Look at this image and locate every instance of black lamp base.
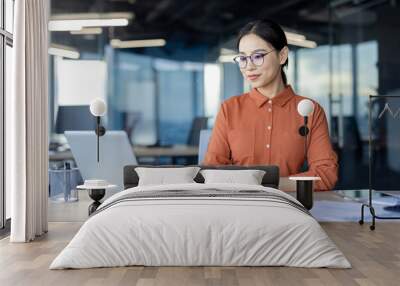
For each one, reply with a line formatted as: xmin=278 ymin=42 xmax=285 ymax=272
xmin=296 ymin=180 xmax=313 ymax=210
xmin=95 ymin=126 xmax=106 ymax=136
xmin=88 ymin=189 xmax=105 ymax=215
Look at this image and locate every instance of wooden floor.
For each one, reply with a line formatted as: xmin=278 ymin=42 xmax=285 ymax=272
xmin=1 ymin=222 xmax=399 ymax=286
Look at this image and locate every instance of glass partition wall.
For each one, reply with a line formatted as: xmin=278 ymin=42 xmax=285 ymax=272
xmin=47 ymin=0 xmax=400 ymax=222
xmin=327 ymin=1 xmax=397 ymax=190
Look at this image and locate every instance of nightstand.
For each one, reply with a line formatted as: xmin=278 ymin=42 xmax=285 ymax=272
xmin=77 ymin=182 xmax=117 ymax=215
xmin=289 ymin=176 xmax=321 ymax=210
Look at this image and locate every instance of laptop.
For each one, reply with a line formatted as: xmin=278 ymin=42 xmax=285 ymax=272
xmin=65 ymin=131 xmax=137 ymax=191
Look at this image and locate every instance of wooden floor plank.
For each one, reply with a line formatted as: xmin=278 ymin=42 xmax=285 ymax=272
xmin=0 ymin=222 xmax=399 ymax=286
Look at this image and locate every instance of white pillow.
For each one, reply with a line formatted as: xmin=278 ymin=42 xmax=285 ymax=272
xmin=200 ymin=169 xmax=266 ymax=185
xmin=135 ymin=167 xmax=200 ymax=186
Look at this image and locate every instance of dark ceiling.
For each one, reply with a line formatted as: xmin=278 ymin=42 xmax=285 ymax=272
xmin=50 ymin=0 xmax=393 ymax=61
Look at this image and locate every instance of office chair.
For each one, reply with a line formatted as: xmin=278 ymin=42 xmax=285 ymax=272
xmin=335 ymin=116 xmax=368 ymax=190
xmin=187 ymin=117 xmax=208 ymax=146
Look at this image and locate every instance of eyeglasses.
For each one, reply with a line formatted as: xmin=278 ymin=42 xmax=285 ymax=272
xmin=233 ymin=50 xmax=275 ymax=69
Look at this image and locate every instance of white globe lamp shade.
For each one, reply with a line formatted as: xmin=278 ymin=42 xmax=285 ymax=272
xmin=90 ymin=98 xmax=107 ymax=117
xmin=297 ymin=99 xmax=314 ymax=117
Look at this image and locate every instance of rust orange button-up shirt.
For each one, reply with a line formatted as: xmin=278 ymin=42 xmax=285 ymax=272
xmin=203 ymin=85 xmax=338 ymax=191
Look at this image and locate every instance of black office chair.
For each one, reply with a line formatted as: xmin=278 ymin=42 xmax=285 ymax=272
xmin=186 ymin=117 xmax=208 ymax=146
xmin=331 ymin=116 xmax=363 ymax=153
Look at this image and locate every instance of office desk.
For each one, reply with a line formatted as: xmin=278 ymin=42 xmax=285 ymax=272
xmin=134 ymin=145 xmax=198 ymax=164
xmin=49 ymin=145 xmax=199 ymax=163
xmin=49 ymin=150 xmax=73 ymax=161
xmin=134 ymin=145 xmax=198 ymax=157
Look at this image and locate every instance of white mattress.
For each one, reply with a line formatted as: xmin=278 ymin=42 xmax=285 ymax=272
xmin=50 ymin=183 xmax=351 ymax=269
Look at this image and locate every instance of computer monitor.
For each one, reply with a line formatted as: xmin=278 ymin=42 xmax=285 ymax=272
xmin=187 ymin=117 xmax=209 ymax=146
xmin=54 ymin=105 xmax=96 ymax=134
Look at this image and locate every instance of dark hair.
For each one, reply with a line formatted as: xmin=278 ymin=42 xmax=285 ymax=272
xmin=236 ymin=19 xmax=289 ymax=85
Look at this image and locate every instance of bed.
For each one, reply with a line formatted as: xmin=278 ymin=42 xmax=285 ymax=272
xmin=50 ymin=165 xmax=350 ymax=269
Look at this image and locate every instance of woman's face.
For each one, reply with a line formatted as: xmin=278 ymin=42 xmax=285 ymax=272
xmin=237 ymin=33 xmax=288 ymax=89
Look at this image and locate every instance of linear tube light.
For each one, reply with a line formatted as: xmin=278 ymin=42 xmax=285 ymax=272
xmin=111 ymin=39 xmax=166 ymax=48
xmin=50 ymin=12 xmax=134 ymax=21
xmin=287 ymin=38 xmax=317 ymax=49
xmin=48 ymin=44 xmax=80 ymax=59
xmin=49 ymin=18 xmax=129 ymax=31
xmin=70 ymin=27 xmax=103 ymax=35
xmin=218 ymin=54 xmax=236 ymax=63
xmin=283 ymin=29 xmax=317 ymax=48
xmin=284 ymin=31 xmax=306 ymax=41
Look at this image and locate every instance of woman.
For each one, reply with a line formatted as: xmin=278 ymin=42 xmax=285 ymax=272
xmin=203 ymin=19 xmax=338 ymax=191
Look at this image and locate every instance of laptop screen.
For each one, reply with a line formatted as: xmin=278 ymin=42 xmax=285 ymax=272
xmin=65 ymin=131 xmax=137 ymax=191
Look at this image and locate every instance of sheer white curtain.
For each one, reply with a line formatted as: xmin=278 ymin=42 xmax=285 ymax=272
xmin=9 ymin=0 xmax=49 ymax=242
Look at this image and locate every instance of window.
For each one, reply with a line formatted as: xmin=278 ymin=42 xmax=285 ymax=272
xmin=297 ymin=45 xmax=331 ymax=113
xmin=5 ymin=0 xmax=12 ymax=33
xmin=1 ymin=0 xmax=14 ymax=231
xmin=357 ymin=41 xmax=378 ymax=139
xmin=156 ymin=58 xmax=204 ymax=145
xmin=204 ymin=64 xmax=221 ymax=119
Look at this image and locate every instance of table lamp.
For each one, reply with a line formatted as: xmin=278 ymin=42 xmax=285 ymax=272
xmin=294 ymin=99 xmax=318 ymax=210
xmin=89 ymin=98 xmax=107 ymax=162
xmin=297 ymin=99 xmax=314 ymax=157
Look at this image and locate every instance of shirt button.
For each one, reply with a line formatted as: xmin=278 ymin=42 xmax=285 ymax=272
xmin=268 ymin=100 xmax=272 ymax=104
xmin=267 ymin=126 xmax=271 ymax=130
xmin=268 ymin=108 xmax=272 ymax=112
xmin=266 ymin=144 xmax=270 ymax=148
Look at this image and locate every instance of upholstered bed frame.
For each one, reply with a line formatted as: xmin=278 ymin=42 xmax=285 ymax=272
xmin=51 ymin=164 xmax=350 ymax=269
xmin=123 ymin=165 xmax=280 ymax=189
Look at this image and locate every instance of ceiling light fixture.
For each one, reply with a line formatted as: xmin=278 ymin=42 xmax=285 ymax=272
xmin=284 ymin=31 xmax=306 ymax=42
xmin=218 ymin=54 xmax=236 ymax=63
xmin=48 ymin=44 xmax=80 ymax=59
xmin=283 ymin=29 xmax=317 ymax=49
xmin=287 ymin=38 xmax=317 ymax=49
xmin=50 ymin=12 xmax=134 ymax=21
xmin=111 ymin=39 xmax=166 ymax=48
xmin=70 ymin=27 xmax=103 ymax=35
xmin=49 ymin=18 xmax=129 ymax=32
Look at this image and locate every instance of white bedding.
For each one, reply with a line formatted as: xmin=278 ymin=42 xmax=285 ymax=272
xmin=50 ymin=183 xmax=351 ymax=269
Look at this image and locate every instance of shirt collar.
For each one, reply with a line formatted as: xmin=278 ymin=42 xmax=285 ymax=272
xmin=249 ymin=85 xmax=295 ymax=108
